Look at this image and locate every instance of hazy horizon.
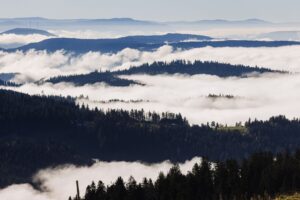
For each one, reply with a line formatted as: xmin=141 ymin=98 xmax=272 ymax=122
xmin=0 ymin=16 xmax=297 ymax=24
xmin=0 ymin=0 xmax=300 ymax=22
xmin=0 ymin=16 xmax=278 ymax=24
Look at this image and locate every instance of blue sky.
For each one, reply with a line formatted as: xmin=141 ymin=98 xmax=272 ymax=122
xmin=1 ymin=0 xmax=299 ymax=22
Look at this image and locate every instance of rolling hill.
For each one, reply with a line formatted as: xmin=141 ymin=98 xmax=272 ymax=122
xmin=40 ymin=60 xmax=283 ymax=86
xmin=114 ymin=60 xmax=283 ymax=77
xmin=1 ymin=28 xmax=56 ymax=36
xmin=11 ymin=36 xmax=300 ymax=53
xmin=118 ymin=33 xmax=212 ymax=43
xmin=171 ymin=18 xmax=272 ymax=26
xmin=0 ymin=17 xmax=275 ymax=28
xmin=9 ymin=33 xmax=212 ymax=53
xmin=0 ymin=17 xmax=159 ymax=27
xmin=43 ymin=71 xmax=141 ymax=87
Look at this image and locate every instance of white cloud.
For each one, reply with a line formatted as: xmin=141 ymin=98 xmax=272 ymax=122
xmin=0 ymin=45 xmax=300 ymax=125
xmin=2 ymin=72 xmax=300 ymax=126
xmin=50 ymin=30 xmax=123 ymax=39
xmin=0 ymin=158 xmax=201 ymax=200
xmin=0 ymin=34 xmax=52 ymax=49
xmin=1 ymin=29 xmax=300 ymax=200
xmin=0 ymin=184 xmax=53 ymax=200
xmin=1 ymin=45 xmax=300 ymax=83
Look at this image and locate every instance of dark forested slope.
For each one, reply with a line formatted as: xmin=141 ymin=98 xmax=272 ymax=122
xmin=0 ymin=79 xmax=20 ymax=87
xmin=114 ymin=60 xmax=281 ymax=77
xmin=12 ymin=37 xmax=300 ymax=53
xmin=43 ymin=60 xmax=282 ymax=86
xmin=1 ymin=89 xmax=300 ymax=187
xmin=44 ymin=71 xmax=140 ymax=86
xmin=11 ymin=33 xmax=212 ymax=53
xmin=77 ymin=151 xmax=300 ymax=200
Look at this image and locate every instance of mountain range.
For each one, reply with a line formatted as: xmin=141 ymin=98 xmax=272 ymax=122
xmin=0 ymin=17 xmax=158 ymax=28
xmin=7 ymin=33 xmax=212 ymax=53
xmin=169 ymin=18 xmax=272 ymax=26
xmin=11 ymin=37 xmax=300 ymax=53
xmin=0 ymin=17 xmax=290 ymax=28
xmin=0 ymin=29 xmax=299 ymax=53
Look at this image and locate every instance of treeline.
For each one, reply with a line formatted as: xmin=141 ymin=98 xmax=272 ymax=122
xmin=115 ymin=60 xmax=282 ymax=77
xmin=15 ymin=38 xmax=300 ymax=54
xmin=73 ymin=151 xmax=300 ymax=200
xmin=1 ymin=89 xmax=300 ymax=187
xmin=42 ymin=60 xmax=283 ymax=86
xmin=44 ymin=71 xmax=140 ymax=87
xmin=207 ymin=94 xmax=235 ymax=99
xmin=0 ymin=79 xmax=20 ymax=87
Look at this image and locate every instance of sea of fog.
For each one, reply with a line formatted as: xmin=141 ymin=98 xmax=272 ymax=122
xmin=1 ymin=27 xmax=300 ymax=200
xmin=1 ymin=45 xmax=300 ymax=125
xmin=0 ymin=158 xmax=201 ymax=200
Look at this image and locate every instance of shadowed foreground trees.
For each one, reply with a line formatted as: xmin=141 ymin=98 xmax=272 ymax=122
xmin=74 ymin=151 xmax=300 ymax=200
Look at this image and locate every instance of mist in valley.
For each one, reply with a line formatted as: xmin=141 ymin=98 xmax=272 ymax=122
xmin=1 ymin=18 xmax=300 ymax=200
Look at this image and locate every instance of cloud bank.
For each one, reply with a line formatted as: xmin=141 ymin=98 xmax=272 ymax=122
xmin=1 ymin=45 xmax=300 ymax=83
xmin=2 ymin=72 xmax=299 ymax=125
xmin=0 ymin=158 xmax=201 ymax=200
xmin=0 ymin=34 xmax=51 ymax=49
xmin=0 ymin=45 xmax=299 ymax=125
xmin=1 ymin=30 xmax=300 ymax=200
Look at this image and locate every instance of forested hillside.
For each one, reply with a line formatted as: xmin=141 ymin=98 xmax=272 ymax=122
xmin=44 ymin=71 xmax=140 ymax=86
xmin=0 ymin=28 xmax=56 ymax=36
xmin=1 ymin=89 xmax=300 ymax=187
xmin=0 ymin=79 xmax=20 ymax=87
xmin=115 ymin=60 xmax=281 ymax=77
xmin=43 ymin=60 xmax=282 ymax=86
xmin=13 ymin=38 xmax=300 ymax=53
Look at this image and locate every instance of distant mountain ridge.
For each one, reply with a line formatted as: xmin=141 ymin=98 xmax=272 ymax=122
xmin=170 ymin=18 xmax=272 ymax=26
xmin=197 ymin=18 xmax=270 ymax=25
xmin=1 ymin=28 xmax=56 ymax=36
xmin=0 ymin=17 xmax=159 ymax=27
xmin=0 ymin=17 xmax=293 ymax=28
xmin=117 ymin=33 xmax=212 ymax=43
xmin=8 ymin=33 xmax=213 ymax=53
xmin=10 ymin=37 xmax=300 ymax=54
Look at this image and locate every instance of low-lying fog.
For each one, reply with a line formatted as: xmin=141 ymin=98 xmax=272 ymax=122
xmin=1 ymin=25 xmax=300 ymax=49
xmin=0 ymin=45 xmax=300 ymax=125
xmin=2 ymin=72 xmax=299 ymax=125
xmin=0 ymin=158 xmax=201 ymax=200
xmin=1 ymin=32 xmax=300 ymax=200
xmin=1 ymin=45 xmax=300 ymax=83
